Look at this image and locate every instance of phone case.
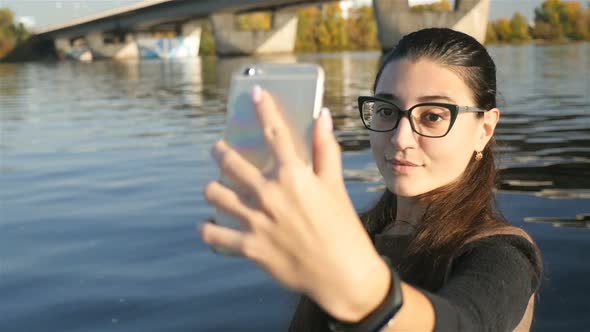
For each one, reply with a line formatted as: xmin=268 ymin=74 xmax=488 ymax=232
xmin=213 ymin=63 xmax=325 ymax=256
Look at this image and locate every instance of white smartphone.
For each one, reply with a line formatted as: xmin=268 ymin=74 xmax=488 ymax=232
xmin=212 ymin=63 xmax=325 ymax=256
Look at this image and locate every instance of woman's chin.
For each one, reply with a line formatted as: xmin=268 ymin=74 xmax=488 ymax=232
xmin=388 ymin=182 xmax=427 ymax=197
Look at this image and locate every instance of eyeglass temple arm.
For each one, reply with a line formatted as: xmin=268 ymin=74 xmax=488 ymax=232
xmin=458 ymin=106 xmax=488 ymax=113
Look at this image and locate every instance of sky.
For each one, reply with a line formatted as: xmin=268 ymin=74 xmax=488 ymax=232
xmin=0 ymin=0 xmax=547 ymax=31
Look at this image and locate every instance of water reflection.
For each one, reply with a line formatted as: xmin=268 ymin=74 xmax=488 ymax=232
xmin=2 ymin=47 xmax=588 ymax=195
xmin=525 ymin=213 xmax=590 ymax=228
xmin=492 ymin=44 xmax=590 ymax=199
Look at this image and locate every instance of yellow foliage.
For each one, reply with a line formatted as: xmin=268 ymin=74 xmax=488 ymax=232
xmin=235 ymin=11 xmax=272 ymax=31
xmin=410 ymin=0 xmax=453 ymax=13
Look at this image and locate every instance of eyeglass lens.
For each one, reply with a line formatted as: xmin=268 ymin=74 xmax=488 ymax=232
xmin=361 ymin=100 xmax=452 ymax=137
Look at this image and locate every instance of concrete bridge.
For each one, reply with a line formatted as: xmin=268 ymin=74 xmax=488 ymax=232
xmin=27 ymin=0 xmax=489 ymax=60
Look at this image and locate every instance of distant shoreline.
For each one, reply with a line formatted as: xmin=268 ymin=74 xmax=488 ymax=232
xmin=486 ymin=39 xmax=589 ymax=46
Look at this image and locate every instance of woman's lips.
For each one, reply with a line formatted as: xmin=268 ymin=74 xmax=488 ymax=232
xmin=389 ymin=159 xmax=420 ymax=174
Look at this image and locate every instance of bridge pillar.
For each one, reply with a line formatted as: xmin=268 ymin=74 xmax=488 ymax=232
xmin=54 ymin=38 xmax=72 ymax=56
xmin=135 ymin=19 xmax=202 ymax=59
xmin=211 ymin=7 xmax=298 ymax=56
xmin=179 ymin=19 xmax=202 ymax=57
xmin=373 ymin=0 xmax=490 ymax=52
xmin=54 ymin=36 xmax=93 ymax=61
xmin=86 ymin=32 xmax=139 ymax=60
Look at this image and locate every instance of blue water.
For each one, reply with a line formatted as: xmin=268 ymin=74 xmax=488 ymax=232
xmin=1 ymin=44 xmax=589 ymax=331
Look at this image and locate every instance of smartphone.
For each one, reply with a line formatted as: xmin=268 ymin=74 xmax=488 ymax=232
xmin=212 ymin=63 xmax=325 ymax=256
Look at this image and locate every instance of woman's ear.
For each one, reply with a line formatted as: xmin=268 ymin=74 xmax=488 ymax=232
xmin=476 ymin=107 xmax=500 ymax=151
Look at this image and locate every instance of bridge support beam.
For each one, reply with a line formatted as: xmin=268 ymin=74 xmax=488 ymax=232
xmin=54 ymin=38 xmax=72 ymax=57
xmin=211 ymin=8 xmax=298 ymax=56
xmin=87 ymin=32 xmax=139 ymax=60
xmin=373 ymin=0 xmax=490 ymax=52
xmin=135 ymin=19 xmax=202 ymax=59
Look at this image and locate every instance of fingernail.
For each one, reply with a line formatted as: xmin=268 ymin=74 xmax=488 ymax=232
xmin=321 ymin=107 xmax=333 ymax=131
xmin=198 ymin=220 xmax=212 ymax=234
xmin=197 ymin=222 xmax=205 ymax=234
xmin=252 ymin=85 xmax=262 ymax=104
xmin=210 ymin=143 xmax=219 ymax=160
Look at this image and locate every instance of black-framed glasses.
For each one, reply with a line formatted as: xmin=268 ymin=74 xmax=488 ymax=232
xmin=358 ymin=96 xmax=489 ymax=138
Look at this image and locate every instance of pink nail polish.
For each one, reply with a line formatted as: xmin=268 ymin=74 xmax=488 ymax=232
xmin=321 ymin=107 xmax=333 ymax=131
xmin=252 ymin=85 xmax=262 ymax=103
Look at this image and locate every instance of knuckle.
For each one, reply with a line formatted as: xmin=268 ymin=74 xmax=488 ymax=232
xmin=256 ymin=182 xmax=278 ymax=209
xmin=203 ymin=181 xmax=220 ymax=201
xmin=219 ymin=150 xmax=235 ymax=173
xmin=240 ymin=236 xmax=259 ymax=259
xmin=250 ymin=210 xmax=270 ymax=231
xmin=276 ymin=165 xmax=295 ymax=182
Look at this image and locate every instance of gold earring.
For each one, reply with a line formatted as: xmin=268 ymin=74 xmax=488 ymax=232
xmin=475 ymin=151 xmax=483 ymax=161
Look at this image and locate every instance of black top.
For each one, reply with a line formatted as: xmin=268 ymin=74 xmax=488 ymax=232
xmin=373 ymin=232 xmax=542 ymax=332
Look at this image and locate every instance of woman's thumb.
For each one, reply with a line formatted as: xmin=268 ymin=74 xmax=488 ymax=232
xmin=313 ymin=107 xmax=343 ymax=186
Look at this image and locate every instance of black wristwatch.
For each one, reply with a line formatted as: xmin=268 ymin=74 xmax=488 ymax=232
xmin=328 ymin=257 xmax=404 ymax=332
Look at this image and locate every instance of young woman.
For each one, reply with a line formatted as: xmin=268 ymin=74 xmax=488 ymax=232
xmin=201 ymin=28 xmax=543 ymax=332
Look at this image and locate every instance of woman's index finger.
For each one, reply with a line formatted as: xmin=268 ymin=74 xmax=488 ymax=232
xmin=252 ymin=86 xmax=299 ymax=165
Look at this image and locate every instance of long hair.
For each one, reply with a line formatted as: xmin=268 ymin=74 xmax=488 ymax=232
xmin=289 ymin=28 xmax=540 ymax=332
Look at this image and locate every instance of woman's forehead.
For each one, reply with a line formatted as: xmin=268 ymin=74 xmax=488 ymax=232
xmin=375 ymin=58 xmax=472 ymax=103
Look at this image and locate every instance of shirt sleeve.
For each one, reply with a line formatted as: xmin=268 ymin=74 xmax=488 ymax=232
xmin=419 ymin=235 xmax=542 ymax=332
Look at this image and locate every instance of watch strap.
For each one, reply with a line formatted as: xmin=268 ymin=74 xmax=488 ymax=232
xmin=328 ymin=256 xmax=403 ymax=332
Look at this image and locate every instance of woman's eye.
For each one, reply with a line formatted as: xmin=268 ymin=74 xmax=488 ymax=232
xmin=377 ymin=108 xmax=394 ymax=117
xmin=424 ymin=112 xmax=443 ymax=122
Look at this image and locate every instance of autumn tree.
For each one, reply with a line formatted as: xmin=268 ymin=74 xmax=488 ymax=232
xmin=0 ymin=8 xmax=30 ymax=60
xmin=295 ymin=6 xmax=321 ymax=52
xmin=410 ymin=0 xmax=453 ymax=13
xmin=347 ymin=5 xmax=380 ymax=50
xmin=532 ymin=0 xmax=590 ymax=41
xmin=510 ymin=12 xmax=531 ymax=41
xmin=485 ymin=22 xmax=498 ymax=44
xmin=235 ymin=11 xmax=272 ymax=31
xmin=317 ymin=3 xmax=348 ymax=51
xmin=199 ymin=20 xmax=216 ymax=55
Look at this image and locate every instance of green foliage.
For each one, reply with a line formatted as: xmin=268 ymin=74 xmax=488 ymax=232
xmin=296 ymin=4 xmax=349 ymax=52
xmin=531 ymin=0 xmax=590 ymax=41
xmin=493 ymin=18 xmax=514 ymax=42
xmin=347 ymin=6 xmax=379 ymax=50
xmin=235 ymin=11 xmax=272 ymax=31
xmin=199 ymin=20 xmax=216 ymax=56
xmin=485 ymin=22 xmax=498 ymax=44
xmin=295 ymin=4 xmax=379 ymax=53
xmin=318 ymin=3 xmax=348 ymax=51
xmin=0 ymin=8 xmax=16 ymax=58
xmin=0 ymin=8 xmax=30 ymax=59
xmin=510 ymin=12 xmax=531 ymax=41
xmin=487 ymin=1 xmax=590 ymax=44
xmin=295 ymin=6 xmax=321 ymax=52
xmin=410 ymin=0 xmax=453 ymax=13
xmin=488 ymin=13 xmax=532 ymax=43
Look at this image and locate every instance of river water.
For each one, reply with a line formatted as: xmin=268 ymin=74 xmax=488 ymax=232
xmin=1 ymin=44 xmax=589 ymax=331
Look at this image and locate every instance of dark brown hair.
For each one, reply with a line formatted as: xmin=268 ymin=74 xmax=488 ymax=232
xmin=288 ymin=28 xmax=541 ymax=332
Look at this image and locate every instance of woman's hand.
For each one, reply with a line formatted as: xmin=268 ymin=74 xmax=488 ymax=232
xmin=200 ymin=86 xmax=390 ymax=322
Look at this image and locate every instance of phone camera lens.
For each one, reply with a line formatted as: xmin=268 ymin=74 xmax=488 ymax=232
xmin=244 ymin=67 xmax=257 ymax=76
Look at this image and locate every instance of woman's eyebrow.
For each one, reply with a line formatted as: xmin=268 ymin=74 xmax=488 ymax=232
xmin=374 ymin=93 xmax=457 ymax=104
xmin=417 ymin=95 xmax=457 ymax=103
xmin=375 ymin=92 xmax=397 ymax=100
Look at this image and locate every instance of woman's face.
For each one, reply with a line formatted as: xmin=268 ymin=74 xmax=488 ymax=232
xmin=371 ymin=58 xmax=498 ymax=197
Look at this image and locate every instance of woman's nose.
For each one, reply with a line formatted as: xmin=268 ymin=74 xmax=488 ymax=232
xmin=390 ymin=117 xmax=417 ymax=150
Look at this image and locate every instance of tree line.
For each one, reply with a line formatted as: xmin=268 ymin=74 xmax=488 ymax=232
xmin=203 ymin=0 xmax=590 ymax=54
xmin=0 ymin=8 xmax=30 ymax=59
xmin=199 ymin=3 xmax=380 ymax=55
xmin=486 ymin=0 xmax=590 ymax=43
xmin=2 ymin=1 xmax=589 ymax=60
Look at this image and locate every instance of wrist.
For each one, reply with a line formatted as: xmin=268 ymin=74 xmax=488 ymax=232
xmin=326 ymin=256 xmax=392 ymax=323
xmin=328 ymin=257 xmax=404 ymax=332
